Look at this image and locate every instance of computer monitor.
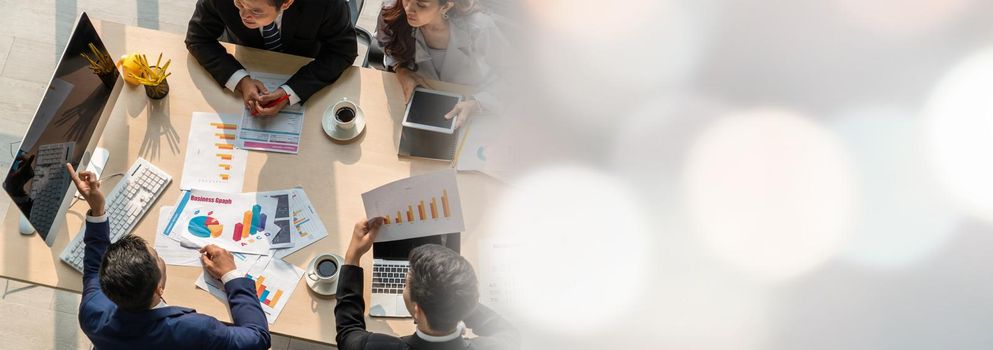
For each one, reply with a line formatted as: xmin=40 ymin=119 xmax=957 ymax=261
xmin=2 ymin=12 xmax=122 ymax=246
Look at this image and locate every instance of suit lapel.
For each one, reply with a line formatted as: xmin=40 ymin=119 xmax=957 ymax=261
xmin=438 ymin=20 xmax=473 ymax=82
xmin=278 ymin=5 xmax=302 ymax=50
xmin=413 ymin=29 xmax=441 ymax=80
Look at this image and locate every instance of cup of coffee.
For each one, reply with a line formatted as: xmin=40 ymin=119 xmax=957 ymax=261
xmin=331 ymin=98 xmax=359 ymax=130
xmin=307 ymin=253 xmax=343 ymax=284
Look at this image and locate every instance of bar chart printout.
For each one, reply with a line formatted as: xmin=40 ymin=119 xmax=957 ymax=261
xmin=181 ymin=112 xmax=248 ymax=192
xmin=194 ymin=255 xmax=302 ymax=324
xmin=362 ymin=169 xmax=465 ymax=242
xmin=165 ymin=189 xmax=276 ymax=255
xmin=244 ymin=256 xmax=305 ymax=324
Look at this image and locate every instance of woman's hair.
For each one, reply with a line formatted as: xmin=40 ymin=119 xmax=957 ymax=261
xmin=378 ymin=0 xmax=478 ymax=70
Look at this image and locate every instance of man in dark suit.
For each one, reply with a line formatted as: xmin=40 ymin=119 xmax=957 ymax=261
xmin=66 ymin=164 xmax=271 ymax=350
xmin=186 ymin=0 xmax=357 ymax=116
xmin=335 ymin=218 xmax=521 ymax=350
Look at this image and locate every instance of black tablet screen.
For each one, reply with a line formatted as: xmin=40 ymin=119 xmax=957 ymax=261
xmin=407 ymin=90 xmax=460 ymax=129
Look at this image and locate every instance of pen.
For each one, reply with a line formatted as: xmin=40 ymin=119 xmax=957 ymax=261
xmin=262 ymin=94 xmax=289 ymax=109
xmin=252 ymin=94 xmax=290 ymax=116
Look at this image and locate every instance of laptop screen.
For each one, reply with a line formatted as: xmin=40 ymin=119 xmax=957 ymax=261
xmin=373 ymin=233 xmax=461 ymax=261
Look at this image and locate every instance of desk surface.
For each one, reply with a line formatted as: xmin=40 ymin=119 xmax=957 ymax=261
xmin=0 ymin=21 xmax=502 ymax=344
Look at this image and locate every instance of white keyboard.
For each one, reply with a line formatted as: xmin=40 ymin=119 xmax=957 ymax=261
xmin=60 ymin=158 xmax=171 ymax=273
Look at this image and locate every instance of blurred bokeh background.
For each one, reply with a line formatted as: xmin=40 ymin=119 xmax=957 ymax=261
xmin=481 ymin=0 xmax=993 ymax=349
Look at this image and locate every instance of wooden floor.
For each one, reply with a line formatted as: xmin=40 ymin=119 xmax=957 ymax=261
xmin=0 ymin=0 xmax=384 ymax=348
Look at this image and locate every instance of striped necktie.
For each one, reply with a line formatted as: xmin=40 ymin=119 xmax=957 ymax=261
xmin=262 ymin=22 xmax=283 ymax=52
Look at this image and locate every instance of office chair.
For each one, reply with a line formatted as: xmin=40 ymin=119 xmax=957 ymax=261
xmin=347 ymin=0 xmax=389 ymax=71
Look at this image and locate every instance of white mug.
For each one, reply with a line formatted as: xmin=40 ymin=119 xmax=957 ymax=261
xmin=307 ymin=253 xmax=343 ymax=284
xmin=330 ymin=98 xmax=359 ymax=130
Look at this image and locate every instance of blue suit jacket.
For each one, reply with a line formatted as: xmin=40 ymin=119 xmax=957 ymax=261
xmin=78 ymin=218 xmax=271 ymax=350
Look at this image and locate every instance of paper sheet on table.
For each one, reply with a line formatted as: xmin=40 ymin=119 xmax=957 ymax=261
xmin=246 ymin=256 xmax=304 ymax=324
xmin=195 ymin=253 xmax=261 ymax=304
xmin=452 ymin=115 xmax=514 ymax=181
xmin=180 ymin=113 xmax=248 ymax=193
xmin=362 ymin=169 xmax=465 ymax=242
xmin=478 ymin=237 xmax=526 ymax=314
xmin=197 ymin=256 xmax=304 ymax=324
xmin=271 ymin=188 xmax=330 ymax=259
xmin=236 ymin=72 xmax=305 ymax=154
xmin=163 ymin=190 xmax=280 ymax=255
xmin=154 ymin=206 xmax=202 ymax=267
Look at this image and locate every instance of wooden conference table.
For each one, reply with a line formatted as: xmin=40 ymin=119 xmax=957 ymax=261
xmin=0 ymin=21 xmax=501 ymax=345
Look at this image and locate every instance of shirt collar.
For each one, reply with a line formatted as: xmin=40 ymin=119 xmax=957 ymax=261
xmin=152 ymin=299 xmax=168 ymax=309
xmin=415 ymin=322 xmax=465 ymax=343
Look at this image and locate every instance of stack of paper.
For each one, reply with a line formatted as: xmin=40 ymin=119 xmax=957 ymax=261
xmin=153 ymin=187 xmax=329 ymax=324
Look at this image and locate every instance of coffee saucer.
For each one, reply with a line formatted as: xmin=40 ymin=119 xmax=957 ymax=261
xmin=323 ymin=102 xmax=366 ymax=143
xmin=305 ymin=253 xmax=342 ymax=297
xmin=306 ymin=272 xmax=338 ymax=297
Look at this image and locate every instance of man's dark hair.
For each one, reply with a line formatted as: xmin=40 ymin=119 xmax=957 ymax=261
xmin=268 ymin=0 xmax=286 ymax=9
xmin=99 ymin=235 xmax=161 ymax=312
xmin=408 ymin=244 xmax=479 ymax=331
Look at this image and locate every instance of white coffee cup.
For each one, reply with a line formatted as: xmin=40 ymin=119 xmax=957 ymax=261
xmin=331 ymin=98 xmax=359 ymax=130
xmin=307 ymin=253 xmax=343 ymax=284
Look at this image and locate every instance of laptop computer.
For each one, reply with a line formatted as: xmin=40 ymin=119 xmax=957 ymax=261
xmin=369 ymin=233 xmax=461 ymax=317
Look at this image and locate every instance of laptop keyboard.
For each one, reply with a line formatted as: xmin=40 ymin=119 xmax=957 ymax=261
xmin=372 ymin=263 xmax=409 ymax=294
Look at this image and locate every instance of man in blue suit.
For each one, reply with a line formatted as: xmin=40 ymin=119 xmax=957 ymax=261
xmin=66 ymin=163 xmax=271 ymax=350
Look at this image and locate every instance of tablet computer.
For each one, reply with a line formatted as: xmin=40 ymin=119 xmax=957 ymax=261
xmin=402 ymin=87 xmax=463 ymax=134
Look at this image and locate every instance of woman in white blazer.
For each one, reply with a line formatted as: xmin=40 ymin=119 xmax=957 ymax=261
xmin=377 ymin=0 xmax=512 ymax=128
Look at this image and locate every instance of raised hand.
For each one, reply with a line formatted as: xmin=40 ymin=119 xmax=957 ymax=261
xmin=66 ymin=163 xmax=105 ymax=216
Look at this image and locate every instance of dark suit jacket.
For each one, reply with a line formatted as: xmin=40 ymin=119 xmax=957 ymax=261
xmin=334 ymin=265 xmax=521 ymax=350
xmin=186 ymin=0 xmax=358 ymax=103
xmin=78 ymin=219 xmax=271 ymax=350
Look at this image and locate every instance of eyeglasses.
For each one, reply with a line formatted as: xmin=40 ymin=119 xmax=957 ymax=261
xmin=233 ymin=0 xmax=266 ymax=17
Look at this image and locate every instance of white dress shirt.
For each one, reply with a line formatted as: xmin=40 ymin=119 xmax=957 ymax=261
xmin=224 ymin=12 xmax=302 ymax=106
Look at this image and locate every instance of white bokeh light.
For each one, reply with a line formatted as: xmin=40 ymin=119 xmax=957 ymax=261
xmin=832 ymin=0 xmax=975 ymax=37
xmin=831 ymin=109 xmax=958 ymax=269
xmin=487 ymin=166 xmax=651 ymax=334
xmin=528 ymin=0 xmax=706 ymax=124
xmin=684 ymin=109 xmax=857 ymax=280
xmin=923 ymin=48 xmax=993 ymax=224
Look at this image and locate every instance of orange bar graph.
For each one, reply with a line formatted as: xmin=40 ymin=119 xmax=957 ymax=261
xmin=215 ymin=143 xmax=234 ymax=150
xmin=218 ymin=164 xmax=231 ymax=170
xmin=241 ymin=210 xmax=253 ymax=239
xmin=269 ymin=290 xmax=283 ymax=306
xmin=442 ymin=190 xmax=451 ymax=217
xmin=407 ymin=206 xmax=414 ymax=222
xmin=430 ymin=198 xmax=438 ymax=219
xmin=220 ymin=174 xmax=230 ymax=180
xmin=255 ymin=276 xmax=266 ymax=296
xmin=418 ymin=201 xmax=426 ymax=220
xmin=211 ymin=122 xmax=238 ymax=130
xmin=217 ymin=153 xmax=233 ymax=160
xmin=396 ymin=211 xmax=403 ymax=224
xmin=215 ymin=133 xmax=236 ymax=140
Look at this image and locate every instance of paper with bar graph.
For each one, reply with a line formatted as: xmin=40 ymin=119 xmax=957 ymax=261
xmin=195 ymin=252 xmax=261 ymax=301
xmin=164 ymin=189 xmax=278 ymax=255
xmin=244 ymin=256 xmax=305 ymax=324
xmin=180 ymin=112 xmax=248 ymax=192
xmin=195 ymin=255 xmax=304 ymax=324
xmin=362 ymin=169 xmax=465 ymax=242
xmin=272 ymin=188 xmax=330 ymax=259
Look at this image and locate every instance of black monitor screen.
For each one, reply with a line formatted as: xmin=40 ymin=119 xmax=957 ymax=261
xmin=2 ymin=13 xmax=118 ymax=241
